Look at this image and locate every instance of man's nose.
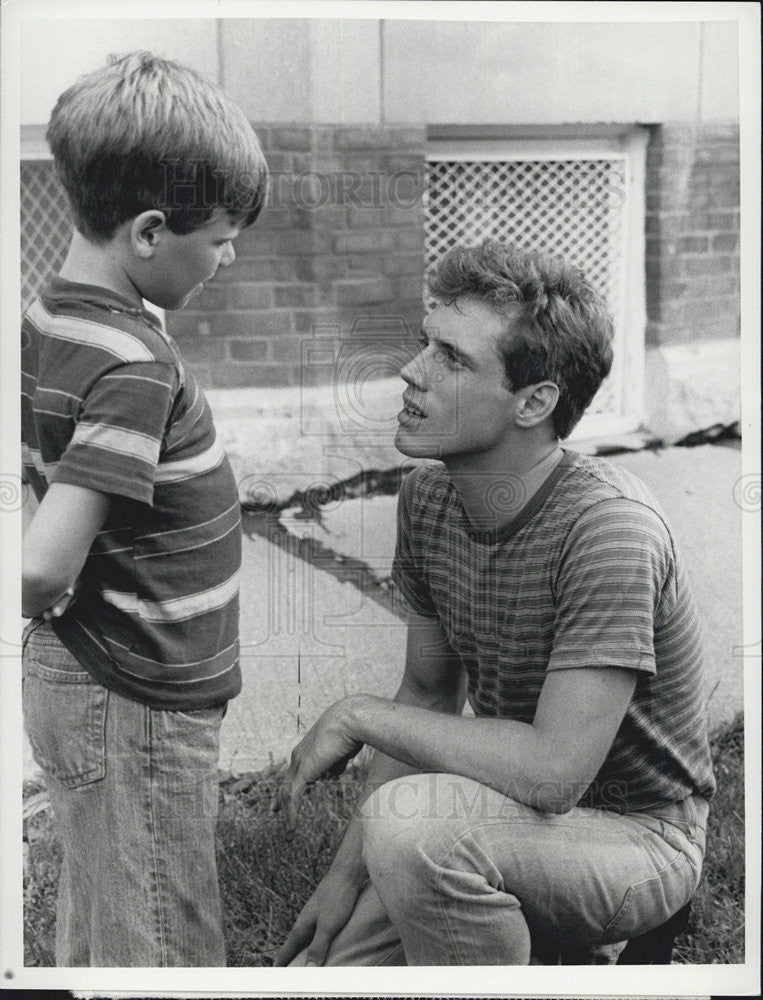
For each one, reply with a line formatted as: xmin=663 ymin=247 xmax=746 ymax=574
xmin=400 ymin=349 xmax=428 ymax=389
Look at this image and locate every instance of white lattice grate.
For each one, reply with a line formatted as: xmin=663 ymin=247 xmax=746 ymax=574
xmin=424 ymin=158 xmax=627 ymax=418
xmin=20 ymin=161 xmax=72 ymax=313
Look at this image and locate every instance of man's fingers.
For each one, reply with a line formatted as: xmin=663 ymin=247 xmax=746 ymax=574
xmin=286 ymin=776 xmax=307 ymax=831
xmin=305 ymin=928 xmax=334 ymax=968
xmin=272 ymin=772 xmax=305 ymax=829
xmin=275 ymin=913 xmax=315 ymax=966
xmin=270 ymin=780 xmax=286 ymax=814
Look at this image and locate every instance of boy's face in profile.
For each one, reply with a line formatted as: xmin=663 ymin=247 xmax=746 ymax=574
xmin=139 ymin=210 xmax=241 ymax=310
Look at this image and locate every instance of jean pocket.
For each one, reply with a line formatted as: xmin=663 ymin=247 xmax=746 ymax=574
xmin=21 ymin=618 xmax=44 ymax=651
xmin=602 ymin=848 xmax=698 ymax=944
xmin=23 ymin=656 xmax=108 ymax=788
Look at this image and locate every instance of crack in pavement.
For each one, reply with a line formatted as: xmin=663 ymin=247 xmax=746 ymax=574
xmin=241 ymin=507 xmax=406 ymax=620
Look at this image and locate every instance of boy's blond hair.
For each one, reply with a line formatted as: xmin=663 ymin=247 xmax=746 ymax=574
xmin=47 ymin=51 xmax=269 ymax=241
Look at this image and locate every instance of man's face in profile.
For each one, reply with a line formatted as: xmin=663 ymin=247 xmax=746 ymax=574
xmin=394 ymin=296 xmax=518 ymax=464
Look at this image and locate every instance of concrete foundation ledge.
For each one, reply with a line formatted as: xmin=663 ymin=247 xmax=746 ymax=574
xmin=206 ymin=377 xmax=418 ymax=507
xmin=643 ymin=338 xmax=740 ymax=444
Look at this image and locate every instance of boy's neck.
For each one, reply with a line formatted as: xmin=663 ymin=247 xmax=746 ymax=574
xmin=58 ymin=229 xmax=144 ymax=307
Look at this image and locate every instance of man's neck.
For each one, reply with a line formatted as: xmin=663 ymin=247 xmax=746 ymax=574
xmin=445 ymin=439 xmax=563 ymax=530
xmin=58 ymin=229 xmax=143 ymax=307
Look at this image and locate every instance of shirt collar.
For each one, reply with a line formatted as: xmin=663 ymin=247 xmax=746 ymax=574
xmin=43 ymin=275 xmax=164 ymax=334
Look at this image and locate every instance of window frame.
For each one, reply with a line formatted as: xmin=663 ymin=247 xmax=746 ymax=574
xmin=424 ymin=127 xmax=648 ymax=443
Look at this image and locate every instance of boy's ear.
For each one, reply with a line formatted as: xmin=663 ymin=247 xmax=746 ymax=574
xmin=131 ymin=211 xmax=168 ymax=259
xmin=514 ymin=381 xmax=559 ymax=429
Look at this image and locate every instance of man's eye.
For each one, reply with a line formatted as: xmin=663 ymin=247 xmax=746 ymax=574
xmin=416 ymin=337 xmax=428 ymax=350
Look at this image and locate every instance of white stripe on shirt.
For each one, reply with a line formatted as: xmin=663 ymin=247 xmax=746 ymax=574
xmin=27 ymin=299 xmax=156 ymax=363
xmin=72 ymin=421 xmax=161 ymax=465
xmin=101 ymin=570 xmax=240 ymax=622
xmin=154 ymin=436 xmax=225 ymax=483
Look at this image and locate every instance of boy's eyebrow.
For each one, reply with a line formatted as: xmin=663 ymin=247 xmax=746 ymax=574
xmin=419 ymin=325 xmax=474 ymax=364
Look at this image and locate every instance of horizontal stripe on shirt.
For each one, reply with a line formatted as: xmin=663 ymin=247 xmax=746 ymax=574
xmin=101 ymin=570 xmax=240 ymax=623
xmin=71 ymin=420 xmax=162 ymax=466
xmin=26 ymin=298 xmax=157 ymax=363
xmin=154 ymin=436 xmax=225 ymax=483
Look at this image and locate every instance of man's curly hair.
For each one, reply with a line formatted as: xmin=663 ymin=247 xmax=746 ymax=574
xmin=429 ymin=240 xmax=614 ymax=439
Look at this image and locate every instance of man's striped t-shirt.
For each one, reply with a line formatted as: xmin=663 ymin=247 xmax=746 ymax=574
xmin=391 ymin=453 xmax=716 ymax=812
xmin=22 ymin=276 xmax=242 ymax=710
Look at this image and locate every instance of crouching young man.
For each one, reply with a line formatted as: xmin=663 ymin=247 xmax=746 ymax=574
xmin=274 ymin=240 xmax=715 ymax=966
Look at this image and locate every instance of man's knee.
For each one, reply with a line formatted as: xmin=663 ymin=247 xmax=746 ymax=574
xmin=360 ymin=772 xmax=495 ymax=878
xmin=360 ymin=773 xmax=435 ymax=877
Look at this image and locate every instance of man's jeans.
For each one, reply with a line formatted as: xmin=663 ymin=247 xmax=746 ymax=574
xmin=291 ymin=772 xmax=708 ymax=966
xmin=22 ymin=620 xmax=227 ymax=967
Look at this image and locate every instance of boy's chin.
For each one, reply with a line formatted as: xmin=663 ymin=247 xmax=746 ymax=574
xmin=161 ymin=292 xmax=196 ymax=311
xmin=146 ymin=285 xmax=203 ymax=311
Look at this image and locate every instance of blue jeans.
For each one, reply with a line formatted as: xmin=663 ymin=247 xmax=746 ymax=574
xmin=292 ymin=772 xmax=707 ymax=966
xmin=22 ymin=620 xmax=227 ymax=966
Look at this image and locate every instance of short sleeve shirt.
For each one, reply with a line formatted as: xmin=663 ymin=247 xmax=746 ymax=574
xmin=391 ymin=453 xmax=716 ymax=811
xmin=22 ymin=277 xmax=242 ymax=710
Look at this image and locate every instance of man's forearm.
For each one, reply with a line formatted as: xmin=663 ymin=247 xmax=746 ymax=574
xmin=347 ymin=695 xmax=573 ymax=812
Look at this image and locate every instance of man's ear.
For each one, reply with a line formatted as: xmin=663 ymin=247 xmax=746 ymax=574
xmin=514 ymin=381 xmax=559 ymax=429
xmin=130 ymin=210 xmax=167 ymax=260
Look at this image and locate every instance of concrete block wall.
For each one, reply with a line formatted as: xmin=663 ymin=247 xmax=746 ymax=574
xmin=166 ymin=124 xmax=427 ymax=389
xmin=645 ymin=123 xmax=740 ymax=347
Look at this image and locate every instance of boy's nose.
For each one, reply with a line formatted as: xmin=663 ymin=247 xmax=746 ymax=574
xmin=221 ymin=243 xmax=236 ymax=267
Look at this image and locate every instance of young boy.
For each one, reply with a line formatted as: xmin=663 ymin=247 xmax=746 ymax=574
xmin=21 ymin=51 xmax=268 ymax=967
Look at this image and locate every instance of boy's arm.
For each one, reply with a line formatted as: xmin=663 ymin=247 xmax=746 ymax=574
xmin=274 ymin=613 xmax=465 ymax=967
xmin=22 ymin=483 xmax=111 ymax=619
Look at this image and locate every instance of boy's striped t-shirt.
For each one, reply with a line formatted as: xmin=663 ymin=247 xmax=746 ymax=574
xmin=21 ymin=276 xmax=242 ymax=710
xmin=392 ymin=454 xmax=716 ymax=812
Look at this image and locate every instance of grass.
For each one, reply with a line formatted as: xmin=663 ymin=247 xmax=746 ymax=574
xmin=23 ymin=715 xmax=745 ymax=967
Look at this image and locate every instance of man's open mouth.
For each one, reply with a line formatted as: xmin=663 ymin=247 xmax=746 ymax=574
xmin=402 ymin=396 xmax=426 ymax=418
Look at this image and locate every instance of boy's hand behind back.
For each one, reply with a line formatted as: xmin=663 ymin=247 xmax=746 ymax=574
xmin=22 ymin=483 xmax=110 ymax=619
xmin=42 ymin=582 xmax=80 ymax=621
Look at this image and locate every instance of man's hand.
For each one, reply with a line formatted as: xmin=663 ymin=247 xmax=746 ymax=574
xmin=273 ymin=697 xmax=365 ymax=831
xmin=274 ymin=867 xmax=365 ymax=967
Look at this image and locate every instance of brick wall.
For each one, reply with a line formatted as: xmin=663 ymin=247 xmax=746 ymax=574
xmin=166 ymin=125 xmax=427 ymax=388
xmin=645 ymin=123 xmax=740 ymax=347
xmin=20 ymin=122 xmax=740 ymax=391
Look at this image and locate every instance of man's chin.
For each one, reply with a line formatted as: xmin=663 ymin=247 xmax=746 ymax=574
xmin=394 ymin=427 xmax=437 ymax=458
